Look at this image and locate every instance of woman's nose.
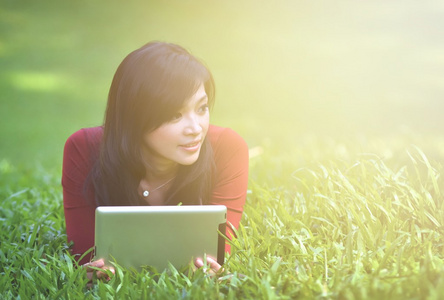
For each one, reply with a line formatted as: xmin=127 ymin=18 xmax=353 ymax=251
xmin=183 ymin=115 xmax=202 ymax=135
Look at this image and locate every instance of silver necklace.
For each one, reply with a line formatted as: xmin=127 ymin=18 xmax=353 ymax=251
xmin=142 ymin=177 xmax=175 ymax=197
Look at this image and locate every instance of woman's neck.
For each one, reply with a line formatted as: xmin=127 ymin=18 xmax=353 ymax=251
xmin=144 ymin=163 xmax=178 ymax=182
xmin=141 ymin=147 xmax=179 ymax=181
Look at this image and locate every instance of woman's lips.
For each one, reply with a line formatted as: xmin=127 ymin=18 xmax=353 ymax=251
xmin=180 ymin=140 xmax=201 ymax=152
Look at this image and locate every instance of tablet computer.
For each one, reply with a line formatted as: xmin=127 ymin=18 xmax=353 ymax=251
xmin=94 ymin=205 xmax=227 ymax=271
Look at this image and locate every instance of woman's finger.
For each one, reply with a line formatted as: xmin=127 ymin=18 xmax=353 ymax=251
xmin=83 ymin=258 xmax=114 ymax=282
xmin=96 ymin=266 xmax=115 ymax=280
xmin=86 ymin=271 xmax=94 ymax=281
xmin=205 ymin=256 xmax=222 ymax=273
xmin=194 ymin=256 xmax=223 ymax=275
xmin=83 ymin=258 xmax=105 ymax=270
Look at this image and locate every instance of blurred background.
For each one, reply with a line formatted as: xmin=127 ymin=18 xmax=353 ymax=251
xmin=1 ymin=0 xmax=444 ymax=168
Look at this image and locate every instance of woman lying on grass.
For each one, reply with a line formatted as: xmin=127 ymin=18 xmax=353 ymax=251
xmin=62 ymin=41 xmax=249 ymax=284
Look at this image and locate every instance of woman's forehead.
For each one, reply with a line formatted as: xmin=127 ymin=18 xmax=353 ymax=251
xmin=181 ymin=83 xmax=208 ymax=109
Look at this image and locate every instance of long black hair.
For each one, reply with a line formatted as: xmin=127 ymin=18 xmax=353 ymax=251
xmin=88 ymin=41 xmax=216 ymax=206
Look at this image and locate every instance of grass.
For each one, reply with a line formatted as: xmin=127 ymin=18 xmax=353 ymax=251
xmin=2 ymin=137 xmax=444 ymax=299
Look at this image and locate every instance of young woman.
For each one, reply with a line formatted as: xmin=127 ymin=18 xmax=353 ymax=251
xmin=62 ymin=42 xmax=249 ymax=278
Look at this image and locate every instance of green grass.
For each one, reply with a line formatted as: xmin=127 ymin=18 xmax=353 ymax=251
xmin=2 ymin=138 xmax=444 ymax=299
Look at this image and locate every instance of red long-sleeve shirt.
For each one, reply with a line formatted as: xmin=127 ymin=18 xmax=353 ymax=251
xmin=62 ymin=125 xmax=249 ymax=263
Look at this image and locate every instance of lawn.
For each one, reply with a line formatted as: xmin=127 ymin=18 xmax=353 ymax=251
xmin=1 ymin=1 xmax=444 ymax=299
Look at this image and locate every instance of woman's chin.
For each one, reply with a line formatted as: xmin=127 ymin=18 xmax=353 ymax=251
xmin=177 ymin=152 xmax=201 ymax=166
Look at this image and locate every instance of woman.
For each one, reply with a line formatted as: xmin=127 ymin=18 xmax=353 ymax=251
xmin=62 ymin=42 xmax=249 ymax=280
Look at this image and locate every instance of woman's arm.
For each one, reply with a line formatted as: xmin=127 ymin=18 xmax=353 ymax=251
xmin=62 ymin=128 xmax=101 ymax=265
xmin=208 ymin=126 xmax=249 ymax=252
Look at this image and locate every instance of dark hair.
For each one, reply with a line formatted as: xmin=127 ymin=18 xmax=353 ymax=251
xmin=88 ymin=41 xmax=216 ymax=206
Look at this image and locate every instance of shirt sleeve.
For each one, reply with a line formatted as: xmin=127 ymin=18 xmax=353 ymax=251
xmin=209 ymin=128 xmax=249 ymax=252
xmin=62 ymin=129 xmax=98 ymax=264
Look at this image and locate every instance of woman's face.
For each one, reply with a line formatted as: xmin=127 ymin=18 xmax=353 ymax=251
xmin=142 ymin=83 xmax=210 ymax=172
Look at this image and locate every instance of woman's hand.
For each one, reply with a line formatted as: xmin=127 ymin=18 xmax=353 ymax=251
xmin=82 ymin=258 xmax=115 ymax=287
xmin=194 ymin=256 xmax=246 ymax=282
xmin=194 ymin=256 xmax=223 ymax=277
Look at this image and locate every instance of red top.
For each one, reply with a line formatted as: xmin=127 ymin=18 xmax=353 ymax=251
xmin=62 ymin=125 xmax=249 ymax=264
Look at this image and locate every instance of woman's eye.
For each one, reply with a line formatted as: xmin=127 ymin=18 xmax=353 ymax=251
xmin=171 ymin=113 xmax=182 ymax=121
xmin=198 ymin=104 xmax=209 ymax=113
